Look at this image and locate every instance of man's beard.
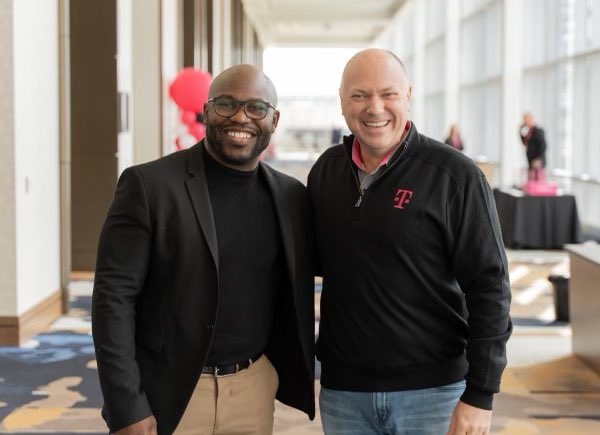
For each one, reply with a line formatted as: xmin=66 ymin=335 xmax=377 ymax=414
xmin=205 ymin=124 xmax=270 ymax=166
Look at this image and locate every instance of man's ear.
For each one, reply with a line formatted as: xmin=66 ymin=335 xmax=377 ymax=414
xmin=203 ymin=102 xmax=209 ymax=123
xmin=271 ymin=110 xmax=280 ymax=132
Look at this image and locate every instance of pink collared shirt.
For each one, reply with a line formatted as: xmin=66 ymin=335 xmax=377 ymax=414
xmin=351 ymin=121 xmax=411 ymax=174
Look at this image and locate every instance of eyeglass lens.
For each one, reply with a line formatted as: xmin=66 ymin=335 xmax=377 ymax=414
xmin=213 ymin=97 xmax=270 ymax=119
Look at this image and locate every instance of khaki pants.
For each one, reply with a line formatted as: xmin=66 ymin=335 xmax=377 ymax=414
xmin=175 ymin=355 xmax=279 ymax=435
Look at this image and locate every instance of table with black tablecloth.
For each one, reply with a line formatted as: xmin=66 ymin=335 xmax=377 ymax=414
xmin=493 ymin=188 xmax=582 ymax=249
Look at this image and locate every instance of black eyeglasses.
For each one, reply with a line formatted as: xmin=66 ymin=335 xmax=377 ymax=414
xmin=207 ymin=96 xmax=276 ymax=120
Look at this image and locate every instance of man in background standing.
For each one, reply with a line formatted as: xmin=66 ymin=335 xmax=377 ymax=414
xmin=520 ymin=112 xmax=547 ymax=180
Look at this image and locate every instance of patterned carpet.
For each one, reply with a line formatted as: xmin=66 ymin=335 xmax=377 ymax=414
xmin=1 ymin=252 xmax=600 ymax=434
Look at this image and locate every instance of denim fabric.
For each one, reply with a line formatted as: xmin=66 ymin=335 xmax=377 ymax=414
xmin=319 ymin=380 xmax=466 ymax=435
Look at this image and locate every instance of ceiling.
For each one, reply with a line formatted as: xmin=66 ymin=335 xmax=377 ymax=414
xmin=240 ymin=0 xmax=407 ymax=47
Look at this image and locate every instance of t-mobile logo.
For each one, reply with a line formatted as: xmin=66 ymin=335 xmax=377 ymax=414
xmin=393 ymin=189 xmax=413 ymax=209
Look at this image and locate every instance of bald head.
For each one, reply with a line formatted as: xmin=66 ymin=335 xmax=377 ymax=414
xmin=203 ymin=64 xmax=280 ymax=172
xmin=341 ymin=48 xmax=409 ymax=95
xmin=338 ymin=48 xmax=413 ymax=165
xmin=209 ymin=64 xmax=278 ymax=106
xmin=523 ymin=112 xmax=535 ymax=127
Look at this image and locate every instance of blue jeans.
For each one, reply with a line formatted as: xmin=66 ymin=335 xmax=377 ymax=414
xmin=319 ymin=381 xmax=466 ymax=435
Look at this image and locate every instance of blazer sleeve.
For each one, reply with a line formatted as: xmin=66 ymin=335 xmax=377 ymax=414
xmin=91 ymin=167 xmax=154 ymax=432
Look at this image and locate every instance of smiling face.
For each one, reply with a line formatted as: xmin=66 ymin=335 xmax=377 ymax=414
xmin=203 ymin=65 xmax=279 ymax=171
xmin=340 ymin=49 xmax=412 ymax=161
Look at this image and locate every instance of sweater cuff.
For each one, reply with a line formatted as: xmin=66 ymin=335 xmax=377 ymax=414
xmin=460 ymin=385 xmax=494 ymax=410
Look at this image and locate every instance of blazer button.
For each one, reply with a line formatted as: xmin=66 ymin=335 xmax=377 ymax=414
xmin=206 ymin=324 xmax=214 ymax=330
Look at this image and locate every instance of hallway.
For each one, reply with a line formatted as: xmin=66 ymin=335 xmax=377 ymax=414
xmin=2 ymin=1 xmax=600 ymax=433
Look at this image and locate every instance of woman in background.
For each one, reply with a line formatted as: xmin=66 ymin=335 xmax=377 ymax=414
xmin=444 ymin=124 xmax=464 ymax=151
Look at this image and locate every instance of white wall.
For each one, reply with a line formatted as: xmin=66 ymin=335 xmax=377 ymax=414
xmin=0 ymin=0 xmax=17 ymax=316
xmin=131 ymin=0 xmax=161 ymax=164
xmin=117 ymin=0 xmax=134 ymax=174
xmin=13 ymin=0 xmax=61 ymax=314
xmin=117 ymin=0 xmax=167 ymax=170
xmin=161 ymin=0 xmax=182 ymax=156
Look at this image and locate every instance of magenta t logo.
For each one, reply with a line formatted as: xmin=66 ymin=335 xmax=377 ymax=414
xmin=393 ymin=189 xmax=413 ymax=209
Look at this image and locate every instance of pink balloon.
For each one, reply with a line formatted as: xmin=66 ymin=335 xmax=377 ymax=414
xmin=169 ymin=68 xmax=212 ymax=112
xmin=180 ymin=110 xmax=197 ymax=126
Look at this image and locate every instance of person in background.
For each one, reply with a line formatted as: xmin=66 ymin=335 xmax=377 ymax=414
xmin=308 ymin=48 xmax=512 ymax=435
xmin=444 ymin=123 xmax=465 ymax=151
xmin=520 ymin=112 xmax=547 ymax=180
xmin=331 ymin=125 xmax=342 ymax=145
xmin=92 ymin=64 xmax=315 ymax=435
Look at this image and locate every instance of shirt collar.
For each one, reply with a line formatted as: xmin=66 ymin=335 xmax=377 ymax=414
xmin=351 ymin=121 xmax=411 ymax=173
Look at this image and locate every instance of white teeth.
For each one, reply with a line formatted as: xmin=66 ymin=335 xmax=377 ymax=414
xmin=226 ymin=131 xmax=252 ymax=138
xmin=364 ymin=121 xmax=388 ymax=128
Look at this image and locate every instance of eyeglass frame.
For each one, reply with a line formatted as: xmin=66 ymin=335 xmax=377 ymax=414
xmin=207 ymin=96 xmax=277 ymax=120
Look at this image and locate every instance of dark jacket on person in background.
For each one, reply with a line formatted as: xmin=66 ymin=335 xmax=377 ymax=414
xmin=521 ymin=125 xmax=547 ymax=168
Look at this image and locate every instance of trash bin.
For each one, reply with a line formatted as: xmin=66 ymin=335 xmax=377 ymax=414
xmin=548 ymin=274 xmax=570 ymax=322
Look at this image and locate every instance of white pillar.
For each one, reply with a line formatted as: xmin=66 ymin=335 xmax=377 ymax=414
xmin=412 ymin=0 xmax=426 ymax=127
xmin=221 ymin=0 xmax=232 ymax=70
xmin=131 ymin=0 xmax=162 ymax=163
xmin=161 ymin=0 xmax=182 ymax=156
xmin=501 ymin=0 xmax=523 ymax=186
xmin=242 ymin=14 xmax=255 ymax=65
xmin=211 ymin=0 xmax=223 ymax=74
xmin=444 ymin=0 xmax=460 ymax=131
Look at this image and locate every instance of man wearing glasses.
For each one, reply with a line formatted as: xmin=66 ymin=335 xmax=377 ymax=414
xmin=92 ymin=64 xmax=315 ymax=434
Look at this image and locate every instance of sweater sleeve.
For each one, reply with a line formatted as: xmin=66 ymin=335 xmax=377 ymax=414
xmin=91 ymin=167 xmax=154 ymax=431
xmin=448 ymin=173 xmax=512 ymax=410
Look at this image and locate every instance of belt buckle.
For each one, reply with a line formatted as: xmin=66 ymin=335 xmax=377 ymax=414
xmin=214 ymin=362 xmax=239 ymax=377
xmin=209 ymin=357 xmax=254 ymax=377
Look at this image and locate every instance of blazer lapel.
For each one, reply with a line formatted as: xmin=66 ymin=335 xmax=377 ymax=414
xmin=185 ymin=142 xmax=219 ymax=274
xmin=261 ymin=164 xmax=296 ymax=288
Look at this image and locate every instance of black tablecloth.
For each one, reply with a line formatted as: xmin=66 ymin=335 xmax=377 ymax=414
xmin=493 ymin=189 xmax=582 ymax=249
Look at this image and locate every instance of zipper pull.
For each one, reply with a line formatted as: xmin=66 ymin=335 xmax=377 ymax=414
xmin=355 ymin=195 xmax=363 ymax=207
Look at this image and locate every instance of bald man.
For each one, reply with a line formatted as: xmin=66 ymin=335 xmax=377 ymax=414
xmin=307 ymin=49 xmax=512 ymax=435
xmin=92 ymin=64 xmax=315 ymax=435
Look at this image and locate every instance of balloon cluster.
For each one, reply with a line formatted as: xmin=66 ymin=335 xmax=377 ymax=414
xmin=168 ymin=67 xmax=212 ymax=150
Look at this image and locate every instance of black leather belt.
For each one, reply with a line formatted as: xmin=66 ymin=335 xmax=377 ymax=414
xmin=202 ymin=353 xmax=262 ymax=377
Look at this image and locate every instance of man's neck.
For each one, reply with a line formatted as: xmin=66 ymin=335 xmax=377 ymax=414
xmin=360 ymin=150 xmax=389 ymax=174
xmin=357 ymin=122 xmax=410 ymax=173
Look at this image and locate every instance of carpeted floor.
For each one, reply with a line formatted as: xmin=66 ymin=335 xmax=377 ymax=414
xmin=1 ymin=251 xmax=600 ymax=434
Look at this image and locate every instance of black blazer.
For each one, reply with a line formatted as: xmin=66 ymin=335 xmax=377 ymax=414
xmin=92 ymin=142 xmax=315 ymax=434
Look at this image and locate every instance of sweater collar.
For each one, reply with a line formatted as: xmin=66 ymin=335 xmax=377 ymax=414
xmin=343 ymin=121 xmax=420 ymax=168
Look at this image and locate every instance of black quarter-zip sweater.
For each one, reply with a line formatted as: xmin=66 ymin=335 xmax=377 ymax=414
xmin=307 ymin=123 xmax=512 ymax=410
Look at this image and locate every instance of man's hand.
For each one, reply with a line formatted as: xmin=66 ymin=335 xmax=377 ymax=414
xmin=446 ymin=401 xmax=491 ymax=435
xmin=113 ymin=415 xmax=158 ymax=435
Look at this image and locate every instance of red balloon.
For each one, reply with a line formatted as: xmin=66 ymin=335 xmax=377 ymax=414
xmin=188 ymin=122 xmax=206 ymax=141
xmin=180 ymin=110 xmax=197 ymax=126
xmin=169 ymin=68 xmax=212 ymax=112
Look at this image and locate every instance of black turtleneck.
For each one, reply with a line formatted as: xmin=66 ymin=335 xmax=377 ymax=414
xmin=203 ymin=147 xmax=284 ymax=365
